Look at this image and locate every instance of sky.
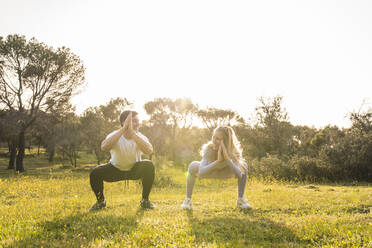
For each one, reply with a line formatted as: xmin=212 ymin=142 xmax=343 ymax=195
xmin=1 ymin=0 xmax=371 ymax=128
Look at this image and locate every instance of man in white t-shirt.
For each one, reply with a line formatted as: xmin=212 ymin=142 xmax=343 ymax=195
xmin=89 ymin=110 xmax=155 ymax=210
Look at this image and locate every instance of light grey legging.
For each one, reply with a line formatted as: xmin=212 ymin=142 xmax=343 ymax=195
xmin=186 ymin=160 xmax=248 ymax=198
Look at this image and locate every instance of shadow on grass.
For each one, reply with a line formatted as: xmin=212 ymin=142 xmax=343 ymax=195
xmin=0 ymin=166 xmax=91 ymax=180
xmin=8 ymin=208 xmax=145 ymax=248
xmin=185 ymin=210 xmax=310 ymax=247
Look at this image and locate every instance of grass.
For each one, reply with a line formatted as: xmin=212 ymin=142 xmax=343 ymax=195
xmin=0 ymin=156 xmax=371 ymax=247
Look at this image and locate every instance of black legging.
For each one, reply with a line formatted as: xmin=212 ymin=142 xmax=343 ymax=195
xmin=90 ymin=160 xmax=155 ymax=202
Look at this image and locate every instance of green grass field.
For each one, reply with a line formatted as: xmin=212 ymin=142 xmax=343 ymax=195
xmin=0 ymin=156 xmax=371 ymax=247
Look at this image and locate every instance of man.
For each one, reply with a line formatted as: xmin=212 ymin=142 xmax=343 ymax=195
xmin=89 ymin=110 xmax=155 ymax=210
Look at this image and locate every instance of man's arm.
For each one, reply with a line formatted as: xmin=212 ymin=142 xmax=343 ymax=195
xmin=124 ymin=113 xmax=153 ymax=155
xmin=101 ymin=113 xmax=132 ymax=152
xmin=132 ymin=133 xmax=153 ymax=155
xmin=101 ymin=128 xmax=124 ymax=152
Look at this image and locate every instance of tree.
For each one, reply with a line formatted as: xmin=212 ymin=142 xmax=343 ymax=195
xmin=56 ymin=112 xmax=82 ymax=167
xmin=349 ymin=110 xmax=372 ymax=133
xmin=255 ymin=96 xmax=288 ymax=127
xmin=292 ymin=125 xmax=318 ymax=157
xmin=322 ymin=110 xmax=372 ymax=181
xmin=80 ymin=97 xmax=132 ymax=164
xmin=251 ymin=96 xmax=295 ymax=158
xmin=144 ymin=98 xmax=198 ymax=162
xmin=0 ymin=110 xmax=20 ymax=169
xmin=0 ymin=34 xmax=85 ymax=171
xmin=32 ymin=102 xmax=76 ymax=162
xmin=310 ymin=126 xmax=343 ymax=157
xmin=197 ymin=107 xmax=244 ymax=131
xmin=0 ymin=56 xmax=4 ymax=76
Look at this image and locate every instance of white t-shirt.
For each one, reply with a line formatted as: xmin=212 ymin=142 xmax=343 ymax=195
xmin=107 ymin=130 xmax=150 ymax=171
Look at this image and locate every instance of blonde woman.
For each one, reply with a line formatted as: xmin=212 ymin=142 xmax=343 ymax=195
xmin=181 ymin=126 xmax=251 ymax=210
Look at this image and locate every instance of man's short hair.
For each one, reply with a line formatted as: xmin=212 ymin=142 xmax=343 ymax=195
xmin=120 ymin=110 xmax=138 ymax=127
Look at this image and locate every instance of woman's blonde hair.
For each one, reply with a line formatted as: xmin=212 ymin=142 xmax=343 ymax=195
xmin=201 ymin=126 xmax=246 ymax=174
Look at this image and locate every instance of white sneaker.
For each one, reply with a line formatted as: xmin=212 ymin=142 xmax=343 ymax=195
xmin=181 ymin=198 xmax=193 ymax=210
xmin=237 ymin=197 xmax=252 ymax=209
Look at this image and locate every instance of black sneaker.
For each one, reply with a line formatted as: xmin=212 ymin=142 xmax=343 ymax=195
xmin=140 ymin=199 xmax=156 ymax=209
xmin=89 ymin=200 xmax=106 ymax=211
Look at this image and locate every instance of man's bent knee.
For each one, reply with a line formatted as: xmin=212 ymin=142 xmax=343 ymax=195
xmin=90 ymin=167 xmax=100 ymax=181
xmin=142 ymin=160 xmax=155 ymax=173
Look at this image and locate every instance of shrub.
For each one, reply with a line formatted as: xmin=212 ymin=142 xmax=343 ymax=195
xmin=249 ymin=154 xmax=295 ymax=181
xmin=288 ymin=156 xmax=328 ymax=182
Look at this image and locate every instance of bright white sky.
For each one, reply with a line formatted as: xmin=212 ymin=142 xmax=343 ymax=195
xmin=1 ymin=0 xmax=371 ymax=128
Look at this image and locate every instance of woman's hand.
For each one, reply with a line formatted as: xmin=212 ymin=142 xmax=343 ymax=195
xmin=217 ymin=143 xmax=224 ymax=162
xmin=216 ymin=144 xmax=227 ymax=170
xmin=221 ymin=142 xmax=230 ymax=160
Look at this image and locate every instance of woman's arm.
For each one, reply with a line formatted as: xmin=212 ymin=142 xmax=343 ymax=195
xmin=199 ymin=159 xmax=218 ymax=176
xmin=220 ymin=142 xmax=242 ymax=178
xmin=199 ymin=147 xmax=225 ymax=176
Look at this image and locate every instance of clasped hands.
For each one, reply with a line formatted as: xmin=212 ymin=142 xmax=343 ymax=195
xmin=215 ymin=142 xmax=230 ymax=170
xmin=120 ymin=112 xmax=135 ymax=138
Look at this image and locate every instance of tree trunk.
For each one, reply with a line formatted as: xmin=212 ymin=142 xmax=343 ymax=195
xmin=37 ymin=137 xmax=41 ymax=156
xmin=48 ymin=144 xmax=55 ymax=162
xmin=7 ymin=140 xmax=11 ymax=153
xmin=8 ymin=141 xmax=16 ymax=170
xmin=16 ymin=131 xmax=25 ymax=172
xmin=70 ymin=149 xmax=74 ymax=167
xmin=74 ymin=151 xmax=77 ymax=168
xmin=94 ymin=148 xmax=100 ymax=165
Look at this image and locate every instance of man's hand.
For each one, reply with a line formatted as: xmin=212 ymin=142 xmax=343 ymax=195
xmin=126 ymin=113 xmax=135 ymax=138
xmin=121 ymin=112 xmax=133 ymax=136
xmin=101 ymin=113 xmax=132 ymax=152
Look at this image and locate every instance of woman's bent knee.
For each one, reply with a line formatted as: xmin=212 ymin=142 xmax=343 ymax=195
xmin=188 ymin=161 xmax=200 ymax=175
xmin=242 ymin=162 xmax=248 ymax=175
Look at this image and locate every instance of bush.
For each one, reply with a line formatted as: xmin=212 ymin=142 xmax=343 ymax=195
xmin=288 ymin=156 xmax=329 ymax=182
xmin=321 ymin=131 xmax=372 ymax=181
xmin=250 ymin=154 xmax=295 ymax=181
xmin=249 ymin=155 xmax=334 ymax=182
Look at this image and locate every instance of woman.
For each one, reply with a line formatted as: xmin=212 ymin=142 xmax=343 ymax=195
xmin=181 ymin=126 xmax=251 ymax=210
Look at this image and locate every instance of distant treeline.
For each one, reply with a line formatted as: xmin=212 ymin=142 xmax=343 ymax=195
xmin=1 ymin=96 xmax=371 ymax=182
xmin=1 ymin=34 xmax=371 ymax=181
